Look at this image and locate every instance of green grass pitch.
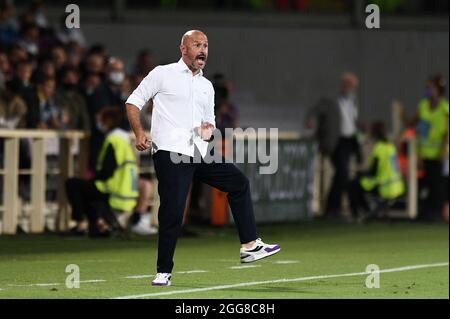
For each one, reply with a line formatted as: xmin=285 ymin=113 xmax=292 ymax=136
xmin=0 ymin=221 xmax=448 ymax=299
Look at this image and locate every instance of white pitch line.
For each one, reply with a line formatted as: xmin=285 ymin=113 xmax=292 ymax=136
xmin=124 ymin=275 xmax=154 ymax=279
xmin=176 ymin=270 xmax=208 ymax=274
xmin=6 ymin=279 xmax=105 ymax=287
xmin=112 ymin=262 xmax=449 ymax=299
xmin=274 ymin=260 xmax=300 ymax=264
xmin=7 ymin=283 xmax=61 ymax=287
xmin=229 ymin=265 xmax=261 ymax=269
xmin=77 ymin=280 xmax=107 ymax=283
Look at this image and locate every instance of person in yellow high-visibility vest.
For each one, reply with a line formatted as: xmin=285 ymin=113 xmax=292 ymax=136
xmin=65 ymin=107 xmax=139 ymax=237
xmin=348 ymin=121 xmax=405 ymax=221
xmin=414 ymin=74 xmax=449 ymax=220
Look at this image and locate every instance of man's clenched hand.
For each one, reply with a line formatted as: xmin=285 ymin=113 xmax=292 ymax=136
xmin=135 ymin=131 xmax=151 ymax=151
xmin=195 ymin=122 xmax=214 ymax=141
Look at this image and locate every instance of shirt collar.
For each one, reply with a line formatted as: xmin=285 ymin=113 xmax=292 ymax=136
xmin=177 ymin=58 xmax=203 ymax=76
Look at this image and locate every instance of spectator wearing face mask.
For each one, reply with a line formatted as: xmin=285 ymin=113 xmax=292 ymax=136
xmin=86 ymin=56 xmax=129 ymax=172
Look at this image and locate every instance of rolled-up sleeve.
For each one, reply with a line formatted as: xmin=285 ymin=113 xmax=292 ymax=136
xmin=126 ymin=66 xmax=162 ymax=110
xmin=203 ymin=84 xmax=216 ymax=127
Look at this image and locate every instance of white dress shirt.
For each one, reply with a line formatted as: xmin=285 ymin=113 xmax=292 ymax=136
xmin=126 ymin=58 xmax=215 ymax=158
xmin=337 ymin=94 xmax=358 ymax=137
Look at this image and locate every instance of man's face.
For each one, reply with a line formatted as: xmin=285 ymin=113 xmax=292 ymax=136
xmin=340 ymin=74 xmax=359 ymax=95
xmin=107 ymin=58 xmax=125 ymax=85
xmin=40 ymin=80 xmax=56 ymax=98
xmin=63 ymin=71 xmax=79 ymax=85
xmin=181 ymin=32 xmax=208 ymax=72
xmin=17 ymin=63 xmax=33 ymax=81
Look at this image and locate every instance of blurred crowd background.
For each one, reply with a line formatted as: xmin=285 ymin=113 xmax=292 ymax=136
xmin=0 ymin=0 xmax=448 ymax=236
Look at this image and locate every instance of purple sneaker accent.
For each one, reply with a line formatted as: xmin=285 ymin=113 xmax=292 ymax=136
xmin=240 ymin=239 xmax=281 ymax=263
xmin=265 ymin=245 xmax=280 ymax=253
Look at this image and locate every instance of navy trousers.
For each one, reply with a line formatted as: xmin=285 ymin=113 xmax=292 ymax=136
xmin=152 ymin=148 xmax=258 ymax=273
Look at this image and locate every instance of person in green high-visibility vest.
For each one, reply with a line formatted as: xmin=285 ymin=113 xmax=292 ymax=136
xmin=65 ymin=107 xmax=139 ymax=237
xmin=348 ymin=121 xmax=405 ymax=221
xmin=413 ymin=74 xmax=449 ymax=220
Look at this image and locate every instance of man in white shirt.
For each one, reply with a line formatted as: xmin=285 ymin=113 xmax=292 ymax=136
xmin=326 ymin=73 xmax=362 ymax=218
xmin=126 ymin=30 xmax=280 ymax=286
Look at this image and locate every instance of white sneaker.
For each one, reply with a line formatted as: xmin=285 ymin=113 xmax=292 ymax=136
xmin=240 ymin=238 xmax=281 ymax=263
xmin=151 ymin=273 xmax=172 ymax=286
xmin=131 ymin=214 xmax=158 ymax=235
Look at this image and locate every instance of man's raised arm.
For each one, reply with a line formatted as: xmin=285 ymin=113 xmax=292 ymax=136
xmin=126 ymin=103 xmax=150 ymax=151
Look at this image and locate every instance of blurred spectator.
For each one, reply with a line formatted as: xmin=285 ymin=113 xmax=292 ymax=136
xmin=0 ymin=50 xmax=11 ymax=88
xmin=132 ymin=49 xmax=155 ymax=76
xmin=83 ymin=52 xmax=105 ymax=78
xmin=65 ymin=107 xmax=139 ymax=237
xmin=212 ymin=73 xmax=239 ymax=130
xmin=87 ymin=56 xmax=129 ymax=171
xmin=213 ymin=73 xmax=230 ymax=107
xmin=7 ymin=43 xmax=28 ymax=67
xmin=414 ymin=74 xmax=449 ymax=220
xmin=55 ymin=66 xmax=90 ymax=132
xmin=50 ymin=45 xmax=67 ymax=75
xmin=25 ymin=76 xmax=68 ymax=129
xmin=348 ymin=122 xmax=405 ymax=222
xmin=306 ymin=72 xmax=362 ymax=218
xmin=0 ymin=79 xmax=27 ymax=128
xmin=82 ymin=72 xmax=102 ymax=97
xmin=32 ymin=56 xmax=55 ymax=82
xmin=65 ymin=41 xmax=84 ymax=69
xmin=18 ymin=23 xmax=40 ymax=57
xmin=23 ymin=0 xmax=49 ymax=29
xmin=0 ymin=0 xmax=20 ymax=45
xmin=55 ymin=15 xmax=87 ymax=48
xmin=10 ymin=59 xmax=34 ymax=103
xmin=215 ymin=97 xmax=237 ymax=134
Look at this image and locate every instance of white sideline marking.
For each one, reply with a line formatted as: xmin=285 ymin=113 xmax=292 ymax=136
xmin=274 ymin=260 xmax=300 ymax=264
xmin=77 ymin=280 xmax=106 ymax=283
xmin=6 ymin=279 xmax=105 ymax=287
xmin=125 ymin=275 xmax=154 ymax=279
xmin=8 ymin=283 xmax=61 ymax=287
xmin=112 ymin=262 xmax=449 ymax=299
xmin=229 ymin=265 xmax=261 ymax=269
xmin=176 ymin=270 xmax=208 ymax=274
